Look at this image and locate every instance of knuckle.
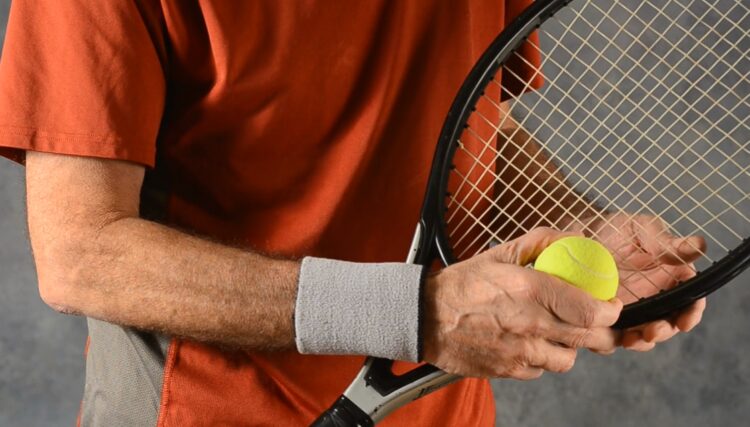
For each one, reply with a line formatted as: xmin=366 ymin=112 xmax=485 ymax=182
xmin=525 ymin=319 xmax=545 ymax=336
xmin=580 ymin=306 xmax=597 ymax=328
xmin=570 ymin=328 xmax=592 ymax=348
xmin=519 ymin=339 xmax=537 ymax=359
xmin=523 ymin=368 xmax=544 ymax=380
xmin=507 ymin=366 xmax=527 ymax=379
xmin=511 ymin=355 xmax=529 ymax=371
xmin=488 ymin=365 xmax=504 ymax=378
xmin=530 ymin=227 xmax=554 ymax=238
xmin=509 ymin=346 xmax=532 ymax=367
xmin=489 ymin=240 xmax=516 ymax=263
xmin=520 ymin=271 xmax=543 ymax=300
xmin=523 ymin=369 xmax=544 ymax=381
xmin=516 ymin=270 xmax=532 ymax=289
xmin=500 ymin=241 xmax=523 ymax=264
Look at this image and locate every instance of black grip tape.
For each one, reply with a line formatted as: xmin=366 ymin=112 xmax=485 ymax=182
xmin=310 ymin=395 xmax=374 ymax=427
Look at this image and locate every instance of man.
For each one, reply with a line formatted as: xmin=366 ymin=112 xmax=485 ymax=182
xmin=0 ymin=1 xmax=704 ymax=426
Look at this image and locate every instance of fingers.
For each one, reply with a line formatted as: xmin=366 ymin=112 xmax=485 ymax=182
xmin=621 ymin=298 xmax=706 ymax=351
xmin=525 ymin=339 xmax=578 ymax=374
xmin=642 ymin=320 xmax=679 ymax=343
xmin=543 ymin=318 xmax=622 ymax=353
xmin=656 ymin=235 xmax=707 ymax=265
xmin=503 ymin=339 xmax=577 ymax=380
xmin=532 ymin=269 xmax=623 ymax=328
xmin=621 ymin=330 xmax=656 ymax=352
xmin=621 ymin=322 xmax=675 ymax=351
xmin=675 ymin=298 xmax=706 ymax=332
xmin=510 ymin=367 xmax=545 ymax=381
xmin=486 ymin=227 xmax=582 ymax=266
xmin=635 ymin=216 xmax=706 ymax=266
xmin=619 ymin=263 xmax=696 ymax=297
xmin=671 ymin=235 xmax=706 ymax=261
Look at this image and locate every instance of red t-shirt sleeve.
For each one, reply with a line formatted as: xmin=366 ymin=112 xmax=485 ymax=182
xmin=0 ymin=0 xmax=166 ymax=166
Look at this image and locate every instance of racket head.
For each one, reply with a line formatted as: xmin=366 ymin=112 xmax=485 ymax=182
xmin=315 ymin=1 xmax=750 ymax=425
xmin=420 ymin=0 xmax=750 ymax=328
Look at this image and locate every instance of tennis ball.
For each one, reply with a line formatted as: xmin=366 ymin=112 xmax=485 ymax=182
xmin=534 ymin=236 xmax=619 ymax=301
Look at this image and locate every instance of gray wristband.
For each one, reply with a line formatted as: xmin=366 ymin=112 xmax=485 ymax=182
xmin=294 ymin=257 xmax=423 ymax=362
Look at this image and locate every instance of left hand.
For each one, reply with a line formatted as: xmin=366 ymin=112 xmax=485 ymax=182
xmin=570 ymin=212 xmax=707 ymax=352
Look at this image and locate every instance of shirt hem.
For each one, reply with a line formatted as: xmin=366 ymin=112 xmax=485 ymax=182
xmin=0 ymin=126 xmax=155 ymax=167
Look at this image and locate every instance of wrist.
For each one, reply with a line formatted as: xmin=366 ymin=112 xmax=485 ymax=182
xmin=420 ymin=270 xmax=450 ymax=365
xmin=294 ymin=257 xmax=423 ymax=362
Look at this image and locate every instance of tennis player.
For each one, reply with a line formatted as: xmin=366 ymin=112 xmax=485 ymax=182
xmin=0 ymin=1 xmax=704 ymax=426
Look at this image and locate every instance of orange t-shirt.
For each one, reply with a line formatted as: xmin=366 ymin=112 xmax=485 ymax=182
xmin=0 ymin=1 xmax=535 ymax=425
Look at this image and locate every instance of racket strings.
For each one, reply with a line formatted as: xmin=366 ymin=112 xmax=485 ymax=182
xmin=444 ymin=0 xmax=750 ymax=301
xmin=520 ymin=10 xmax=749 ymax=182
xmin=455 ymin=126 xmax=589 ymax=247
xmin=460 ymin=94 xmax=701 ymax=287
xmin=452 ymin=129 xmax=678 ymax=298
xmin=470 ymin=69 xmax=732 ymax=264
xmin=574 ymin=3 xmax=750 ymax=229
xmin=508 ymin=15 xmax=750 ymax=246
xmin=530 ymin=1 xmax=750 ymax=229
xmin=498 ymin=52 xmax=749 ymax=249
xmin=537 ymin=4 xmax=750 ymax=172
xmin=444 ymin=74 xmax=543 ymax=226
xmin=451 ymin=135 xmax=587 ymax=254
xmin=465 ymin=75 xmax=697 ymax=258
xmin=567 ymin=1 xmax=750 ymax=158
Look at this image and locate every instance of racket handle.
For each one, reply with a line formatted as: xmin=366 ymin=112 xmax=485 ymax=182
xmin=310 ymin=395 xmax=374 ymax=427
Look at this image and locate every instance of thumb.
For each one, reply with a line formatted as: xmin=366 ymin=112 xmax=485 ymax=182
xmin=485 ymin=227 xmax=582 ymax=266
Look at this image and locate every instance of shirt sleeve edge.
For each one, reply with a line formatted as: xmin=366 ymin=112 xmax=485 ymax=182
xmin=0 ymin=128 xmax=156 ymax=168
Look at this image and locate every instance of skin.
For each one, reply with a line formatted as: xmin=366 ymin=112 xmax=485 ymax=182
xmin=422 ymin=228 xmax=623 ymax=379
xmin=26 ymin=152 xmax=298 ymax=351
xmin=576 ymin=213 xmax=707 ymax=351
xmin=25 ymin=145 xmax=704 ymax=380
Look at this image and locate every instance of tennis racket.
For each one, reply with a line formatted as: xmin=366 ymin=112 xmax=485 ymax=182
xmin=313 ymin=0 xmax=750 ymax=425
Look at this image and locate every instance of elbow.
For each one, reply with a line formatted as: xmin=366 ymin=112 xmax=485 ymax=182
xmin=32 ymin=235 xmax=92 ymax=315
xmin=37 ymin=273 xmax=80 ymax=315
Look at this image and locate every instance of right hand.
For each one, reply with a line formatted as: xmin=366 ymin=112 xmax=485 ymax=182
xmin=422 ymin=228 xmax=623 ymax=379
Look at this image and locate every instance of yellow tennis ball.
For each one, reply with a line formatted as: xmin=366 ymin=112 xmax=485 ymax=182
xmin=534 ymin=236 xmax=619 ymax=301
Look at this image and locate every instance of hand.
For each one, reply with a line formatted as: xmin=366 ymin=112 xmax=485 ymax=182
xmin=575 ymin=213 xmax=707 ymax=351
xmin=422 ymin=228 xmax=623 ymax=379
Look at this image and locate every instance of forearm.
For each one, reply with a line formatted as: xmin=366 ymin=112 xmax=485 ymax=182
xmin=38 ymin=215 xmax=298 ymax=351
xmin=26 ymin=151 xmax=420 ymax=361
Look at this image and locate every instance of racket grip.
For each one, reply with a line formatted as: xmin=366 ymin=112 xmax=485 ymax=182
xmin=310 ymin=395 xmax=374 ymax=427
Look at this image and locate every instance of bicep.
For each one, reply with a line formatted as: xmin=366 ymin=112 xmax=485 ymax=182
xmin=26 ymin=151 xmax=144 ymax=231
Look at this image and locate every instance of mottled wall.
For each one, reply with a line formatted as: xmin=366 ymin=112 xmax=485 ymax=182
xmin=0 ymin=1 xmax=748 ymax=426
xmin=0 ymin=2 xmax=87 ymax=426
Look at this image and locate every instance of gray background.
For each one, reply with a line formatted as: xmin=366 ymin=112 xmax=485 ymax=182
xmin=0 ymin=0 xmax=748 ymax=426
xmin=0 ymin=2 xmax=88 ymax=426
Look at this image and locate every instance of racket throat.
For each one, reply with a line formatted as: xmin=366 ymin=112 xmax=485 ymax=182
xmin=341 ymin=357 xmax=460 ymax=424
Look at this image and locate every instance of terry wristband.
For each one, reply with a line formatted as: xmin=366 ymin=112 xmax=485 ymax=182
xmin=294 ymin=257 xmax=423 ymax=362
